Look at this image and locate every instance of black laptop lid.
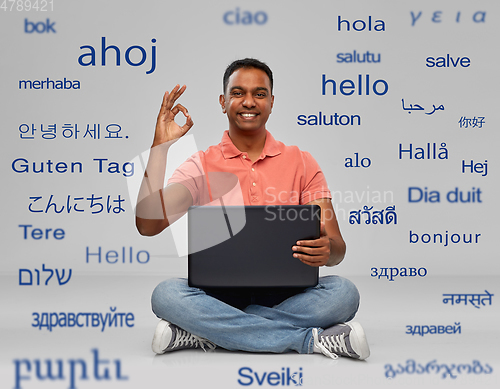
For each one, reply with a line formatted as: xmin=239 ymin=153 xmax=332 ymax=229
xmin=188 ymin=205 xmax=320 ymax=288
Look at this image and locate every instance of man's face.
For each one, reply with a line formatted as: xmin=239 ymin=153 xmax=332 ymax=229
xmin=219 ymin=67 xmax=274 ymax=134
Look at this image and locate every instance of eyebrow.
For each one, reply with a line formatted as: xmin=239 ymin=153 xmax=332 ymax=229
xmin=230 ymin=86 xmax=269 ymax=93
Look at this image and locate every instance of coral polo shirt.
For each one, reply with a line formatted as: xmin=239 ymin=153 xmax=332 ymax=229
xmin=168 ymin=130 xmax=331 ymax=206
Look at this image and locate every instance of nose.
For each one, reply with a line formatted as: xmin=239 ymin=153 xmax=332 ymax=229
xmin=242 ymin=92 xmax=256 ymax=108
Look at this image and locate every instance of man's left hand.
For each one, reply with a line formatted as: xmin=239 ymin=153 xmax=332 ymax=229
xmin=292 ymin=223 xmax=331 ymax=267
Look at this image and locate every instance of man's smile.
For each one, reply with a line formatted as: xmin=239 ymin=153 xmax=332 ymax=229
xmin=239 ymin=112 xmax=258 ymax=118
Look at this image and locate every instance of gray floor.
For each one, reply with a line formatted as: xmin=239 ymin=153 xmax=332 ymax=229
xmin=1 ymin=274 xmax=498 ymax=388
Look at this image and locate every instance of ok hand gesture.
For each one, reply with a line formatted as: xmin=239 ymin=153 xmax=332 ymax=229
xmin=152 ymin=84 xmax=194 ymax=147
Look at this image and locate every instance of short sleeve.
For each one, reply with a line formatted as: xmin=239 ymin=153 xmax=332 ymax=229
xmin=299 ymin=151 xmax=332 ymax=204
xmin=167 ymin=151 xmax=211 ymax=206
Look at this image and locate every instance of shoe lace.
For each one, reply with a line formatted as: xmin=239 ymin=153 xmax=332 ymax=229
xmin=314 ymin=328 xmax=351 ymax=359
xmin=172 ymin=328 xmax=216 ymax=352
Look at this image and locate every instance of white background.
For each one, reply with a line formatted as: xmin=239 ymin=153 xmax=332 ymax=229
xmin=1 ymin=1 xmax=498 ymax=388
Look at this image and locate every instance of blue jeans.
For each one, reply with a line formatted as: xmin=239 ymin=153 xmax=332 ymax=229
xmin=151 ymin=275 xmax=359 ymax=354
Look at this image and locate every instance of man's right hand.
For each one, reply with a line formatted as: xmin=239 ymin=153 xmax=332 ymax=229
xmin=136 ymin=85 xmax=194 ymax=236
xmin=152 ymin=84 xmax=194 ymax=147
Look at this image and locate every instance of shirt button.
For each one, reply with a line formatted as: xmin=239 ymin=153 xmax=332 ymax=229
xmin=251 ymin=168 xmax=255 ymax=171
xmin=242 ymin=155 xmax=247 ymax=159
xmin=252 ymin=182 xmax=256 ymax=186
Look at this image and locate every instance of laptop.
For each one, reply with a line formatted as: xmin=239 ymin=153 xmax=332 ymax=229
xmin=188 ymin=205 xmax=320 ymax=288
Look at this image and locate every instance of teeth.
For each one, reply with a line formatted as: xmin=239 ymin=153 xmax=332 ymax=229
xmin=241 ymin=113 xmax=256 ymax=117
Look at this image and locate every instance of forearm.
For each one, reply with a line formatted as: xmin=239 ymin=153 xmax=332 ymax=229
xmin=136 ymin=85 xmax=194 ymax=236
xmin=326 ymin=236 xmax=346 ymax=267
xmin=135 ymin=143 xmax=171 ymax=236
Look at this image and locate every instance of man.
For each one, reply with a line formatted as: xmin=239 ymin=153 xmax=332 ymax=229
xmin=136 ymin=58 xmax=369 ymax=360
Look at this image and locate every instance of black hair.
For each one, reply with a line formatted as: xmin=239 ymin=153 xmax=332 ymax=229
xmin=223 ymin=58 xmax=273 ymax=94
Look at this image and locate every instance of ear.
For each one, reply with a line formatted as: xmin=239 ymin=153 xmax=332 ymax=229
xmin=219 ymin=94 xmax=226 ymax=113
xmin=271 ymin=95 xmax=274 ymax=112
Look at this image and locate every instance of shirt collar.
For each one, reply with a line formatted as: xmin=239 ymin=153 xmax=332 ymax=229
xmin=220 ymin=130 xmax=281 ymax=159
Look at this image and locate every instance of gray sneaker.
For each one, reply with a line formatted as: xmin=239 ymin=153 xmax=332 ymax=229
xmin=312 ymin=322 xmax=370 ymax=360
xmin=152 ymin=320 xmax=216 ymax=354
